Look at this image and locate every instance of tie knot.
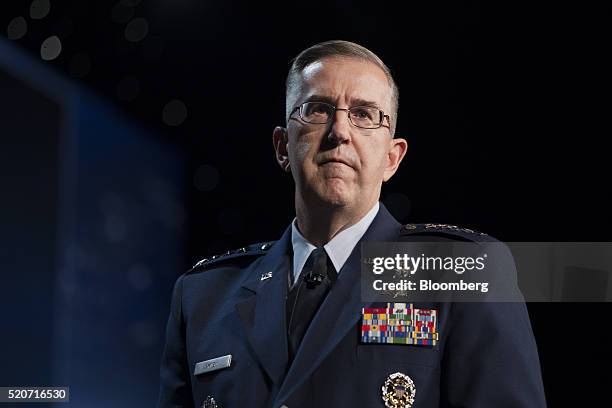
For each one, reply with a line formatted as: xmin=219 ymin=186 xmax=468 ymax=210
xmin=311 ymin=247 xmax=328 ymax=269
xmin=303 ymin=247 xmax=337 ymax=287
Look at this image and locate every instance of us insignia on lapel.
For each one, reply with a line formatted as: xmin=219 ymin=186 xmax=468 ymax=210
xmin=361 ymin=303 xmax=438 ymax=346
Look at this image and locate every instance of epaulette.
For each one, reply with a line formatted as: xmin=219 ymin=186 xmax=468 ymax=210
xmin=188 ymin=241 xmax=276 ymax=272
xmin=400 ymin=223 xmax=495 ymax=242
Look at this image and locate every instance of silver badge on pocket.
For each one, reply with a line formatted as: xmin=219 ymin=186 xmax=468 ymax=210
xmin=381 ymin=372 xmax=416 ymax=408
xmin=202 ymin=395 xmax=220 ymax=408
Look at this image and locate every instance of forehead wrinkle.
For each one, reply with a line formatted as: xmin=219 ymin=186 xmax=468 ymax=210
xmin=299 ymin=83 xmax=388 ymax=109
xmin=323 ymin=81 xmax=387 ymax=109
xmin=293 ymin=57 xmax=393 ymax=114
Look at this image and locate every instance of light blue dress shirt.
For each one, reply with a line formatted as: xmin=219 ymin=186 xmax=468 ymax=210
xmin=290 ymin=201 xmax=380 ymax=288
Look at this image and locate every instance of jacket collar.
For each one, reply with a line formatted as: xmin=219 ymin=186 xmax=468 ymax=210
xmin=235 ymin=224 xmax=292 ymax=389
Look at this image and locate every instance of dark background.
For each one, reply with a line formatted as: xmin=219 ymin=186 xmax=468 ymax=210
xmin=1 ymin=0 xmax=610 ymax=406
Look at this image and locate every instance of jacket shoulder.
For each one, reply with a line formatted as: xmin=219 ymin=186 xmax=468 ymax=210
xmin=187 ymin=241 xmax=276 ymax=274
xmin=400 ymin=223 xmax=497 ymax=242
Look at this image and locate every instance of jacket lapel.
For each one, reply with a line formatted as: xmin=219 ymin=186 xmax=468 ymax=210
xmin=234 ymin=226 xmax=292 ymax=388
xmin=274 ymin=204 xmax=402 ymax=406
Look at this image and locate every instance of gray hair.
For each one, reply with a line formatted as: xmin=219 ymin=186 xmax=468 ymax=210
xmin=286 ymin=40 xmax=399 ymax=136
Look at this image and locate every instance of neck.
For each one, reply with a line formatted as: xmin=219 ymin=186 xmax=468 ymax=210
xmin=295 ymin=195 xmax=377 ymax=246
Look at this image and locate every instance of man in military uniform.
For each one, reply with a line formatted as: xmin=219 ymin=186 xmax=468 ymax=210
xmin=158 ymin=40 xmax=546 ymax=407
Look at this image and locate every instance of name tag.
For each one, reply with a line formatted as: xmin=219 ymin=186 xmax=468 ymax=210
xmin=194 ymin=354 xmax=232 ymax=376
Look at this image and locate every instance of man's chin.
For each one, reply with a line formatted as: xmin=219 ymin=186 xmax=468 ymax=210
xmin=301 ymin=181 xmax=356 ymax=208
xmin=315 ymin=189 xmax=354 ymax=208
xmin=321 ymin=197 xmax=349 ymax=208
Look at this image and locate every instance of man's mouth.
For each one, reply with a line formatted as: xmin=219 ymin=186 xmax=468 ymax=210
xmin=321 ymin=158 xmax=353 ymax=168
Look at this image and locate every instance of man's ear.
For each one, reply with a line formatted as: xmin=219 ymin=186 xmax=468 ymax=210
xmin=272 ymin=126 xmax=291 ymax=172
xmin=382 ymin=136 xmax=408 ymax=182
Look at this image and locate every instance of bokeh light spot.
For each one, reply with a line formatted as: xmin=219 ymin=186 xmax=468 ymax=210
xmin=30 ymin=0 xmax=51 ymax=20
xmin=125 ymin=17 xmax=148 ymax=42
xmin=7 ymin=17 xmax=27 ymax=40
xmin=162 ymin=99 xmax=187 ymax=126
xmin=40 ymin=35 xmax=62 ymax=61
xmin=193 ymin=164 xmax=220 ymax=192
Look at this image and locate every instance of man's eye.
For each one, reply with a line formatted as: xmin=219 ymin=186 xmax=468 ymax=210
xmin=307 ymin=103 xmax=330 ymax=116
xmin=312 ymin=105 xmax=329 ymax=114
xmin=352 ymin=108 xmax=373 ymax=120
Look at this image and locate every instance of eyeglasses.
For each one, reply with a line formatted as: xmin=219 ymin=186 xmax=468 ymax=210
xmin=290 ymin=101 xmax=390 ymax=130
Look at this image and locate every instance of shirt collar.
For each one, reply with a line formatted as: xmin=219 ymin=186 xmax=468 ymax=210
xmin=290 ymin=201 xmax=380 ymax=287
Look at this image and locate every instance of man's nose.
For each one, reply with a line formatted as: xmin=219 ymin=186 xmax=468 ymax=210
xmin=327 ymin=108 xmax=352 ymax=144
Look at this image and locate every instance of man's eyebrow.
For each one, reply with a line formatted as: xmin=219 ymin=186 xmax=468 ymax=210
xmin=349 ymin=98 xmax=381 ymax=108
xmin=302 ymin=95 xmax=381 ymax=108
xmin=303 ymin=95 xmax=335 ymax=104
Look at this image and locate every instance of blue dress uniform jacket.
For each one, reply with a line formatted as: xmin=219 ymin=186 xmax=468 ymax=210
xmin=158 ymin=204 xmax=547 ymax=408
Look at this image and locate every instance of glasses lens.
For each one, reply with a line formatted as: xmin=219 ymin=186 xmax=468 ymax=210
xmin=349 ymin=106 xmax=381 ymax=129
xmin=301 ymin=102 xmax=333 ymax=124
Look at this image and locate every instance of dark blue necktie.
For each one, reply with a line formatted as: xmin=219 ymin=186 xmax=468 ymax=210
xmin=286 ymin=247 xmax=337 ymax=362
